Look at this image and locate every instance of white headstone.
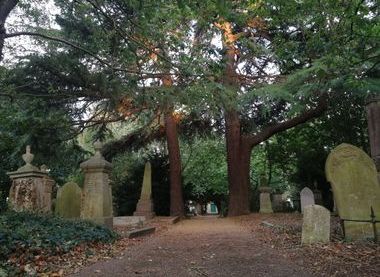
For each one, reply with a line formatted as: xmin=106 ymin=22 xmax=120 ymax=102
xmin=300 ymin=187 xmax=315 ymax=213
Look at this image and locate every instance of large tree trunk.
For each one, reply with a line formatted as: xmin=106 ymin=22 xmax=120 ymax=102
xmin=225 ymin=110 xmax=251 ymax=216
xmin=162 ymin=75 xmax=184 ymax=217
xmin=165 ymin=110 xmax=184 ymax=217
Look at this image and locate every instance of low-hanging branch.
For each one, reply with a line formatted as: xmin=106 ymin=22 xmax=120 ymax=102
xmin=245 ymin=95 xmax=328 ymax=148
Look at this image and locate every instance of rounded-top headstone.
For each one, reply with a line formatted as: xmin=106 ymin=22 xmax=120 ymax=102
xmin=326 ymin=143 xmax=380 ymax=240
xmin=300 ymin=187 xmax=315 ymax=213
xmin=55 ymin=182 xmax=82 ymax=218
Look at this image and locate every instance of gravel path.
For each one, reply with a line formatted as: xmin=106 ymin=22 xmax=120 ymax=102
xmin=71 ymin=216 xmax=315 ymax=277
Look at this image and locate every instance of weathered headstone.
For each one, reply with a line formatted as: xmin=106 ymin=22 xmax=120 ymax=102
xmin=259 ymin=176 xmax=273 ymax=213
xmin=134 ymin=162 xmax=155 ymax=219
xmin=7 ymin=146 xmax=54 ymax=213
xmin=80 ymin=141 xmax=113 ymax=227
xmin=55 ymin=182 xmax=82 ymax=218
xmin=300 ymin=187 xmax=315 ymax=213
xmin=301 ymin=204 xmax=330 ymax=244
xmin=326 ymin=143 xmax=380 ymax=240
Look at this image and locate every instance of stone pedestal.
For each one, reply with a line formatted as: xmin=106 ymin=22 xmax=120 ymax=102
xmin=7 ymin=146 xmax=54 ymax=213
xmin=134 ymin=162 xmax=155 ymax=219
xmin=259 ymin=186 xmax=273 ymax=213
xmin=80 ymin=141 xmax=113 ymax=228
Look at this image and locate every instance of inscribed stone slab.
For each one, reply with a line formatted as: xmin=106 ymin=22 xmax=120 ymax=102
xmin=302 ymin=204 xmax=330 ymax=244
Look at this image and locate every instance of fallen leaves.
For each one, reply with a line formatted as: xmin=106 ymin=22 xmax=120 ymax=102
xmin=240 ymin=214 xmax=380 ymax=277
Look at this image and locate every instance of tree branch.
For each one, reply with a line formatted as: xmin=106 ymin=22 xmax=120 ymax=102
xmin=245 ymin=95 xmax=328 ymax=147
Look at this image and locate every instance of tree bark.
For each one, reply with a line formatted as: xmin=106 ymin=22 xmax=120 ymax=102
xmin=225 ymin=110 xmax=251 ymax=216
xmin=162 ymin=75 xmax=184 ymax=217
xmin=165 ymin=110 xmax=184 ymax=217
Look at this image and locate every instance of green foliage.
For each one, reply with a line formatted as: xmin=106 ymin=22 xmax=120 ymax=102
xmin=0 ymin=211 xmax=117 ymax=273
xmin=182 ymin=137 xmax=228 ymax=204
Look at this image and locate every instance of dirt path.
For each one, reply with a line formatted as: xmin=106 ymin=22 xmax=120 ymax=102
xmin=71 ymin=216 xmax=315 ymax=277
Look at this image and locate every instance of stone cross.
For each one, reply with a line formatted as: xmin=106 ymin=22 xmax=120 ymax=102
xmin=301 ymin=204 xmax=330 ymax=244
xmin=326 ymin=143 xmax=380 ymax=240
xmin=300 ymin=187 xmax=315 ymax=213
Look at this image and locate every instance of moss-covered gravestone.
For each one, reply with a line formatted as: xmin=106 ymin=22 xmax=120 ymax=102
xmin=55 ymin=182 xmax=81 ymax=218
xmin=326 ymin=143 xmax=380 ymax=240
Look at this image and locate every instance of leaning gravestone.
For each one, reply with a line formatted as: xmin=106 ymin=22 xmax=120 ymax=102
xmin=134 ymin=162 xmax=155 ymax=219
xmin=302 ymin=204 xmax=330 ymax=244
xmin=326 ymin=143 xmax=380 ymax=240
xmin=55 ymin=182 xmax=81 ymax=218
xmin=300 ymin=187 xmax=315 ymax=213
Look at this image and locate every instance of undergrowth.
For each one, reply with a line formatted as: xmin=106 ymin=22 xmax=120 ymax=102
xmin=0 ymin=211 xmax=117 ymax=275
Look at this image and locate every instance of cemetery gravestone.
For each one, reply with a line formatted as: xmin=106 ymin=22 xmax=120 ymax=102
xmin=80 ymin=141 xmax=113 ymax=227
xmin=301 ymin=204 xmax=330 ymax=244
xmin=259 ymin=176 xmax=273 ymax=213
xmin=300 ymin=187 xmax=315 ymax=213
xmin=55 ymin=182 xmax=82 ymax=218
xmin=326 ymin=143 xmax=380 ymax=240
xmin=134 ymin=162 xmax=155 ymax=219
xmin=7 ymin=146 xmax=54 ymax=213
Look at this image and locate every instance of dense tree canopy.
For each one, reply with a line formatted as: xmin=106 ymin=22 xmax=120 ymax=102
xmin=0 ymin=0 xmax=378 ymax=215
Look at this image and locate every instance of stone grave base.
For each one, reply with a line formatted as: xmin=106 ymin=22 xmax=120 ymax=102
xmin=344 ymin=221 xmax=379 ymax=241
xmin=89 ymin=216 xmax=113 ymax=229
xmin=126 ymin=226 xmax=156 ymax=238
xmin=133 ymin=199 xmax=155 ymax=219
xmin=113 ymin=216 xmax=146 ymax=227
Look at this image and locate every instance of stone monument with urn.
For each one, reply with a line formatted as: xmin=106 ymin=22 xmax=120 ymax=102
xmin=7 ymin=146 xmax=54 ymax=213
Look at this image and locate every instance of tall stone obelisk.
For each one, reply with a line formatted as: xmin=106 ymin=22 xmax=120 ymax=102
xmin=134 ymin=162 xmax=155 ymax=219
